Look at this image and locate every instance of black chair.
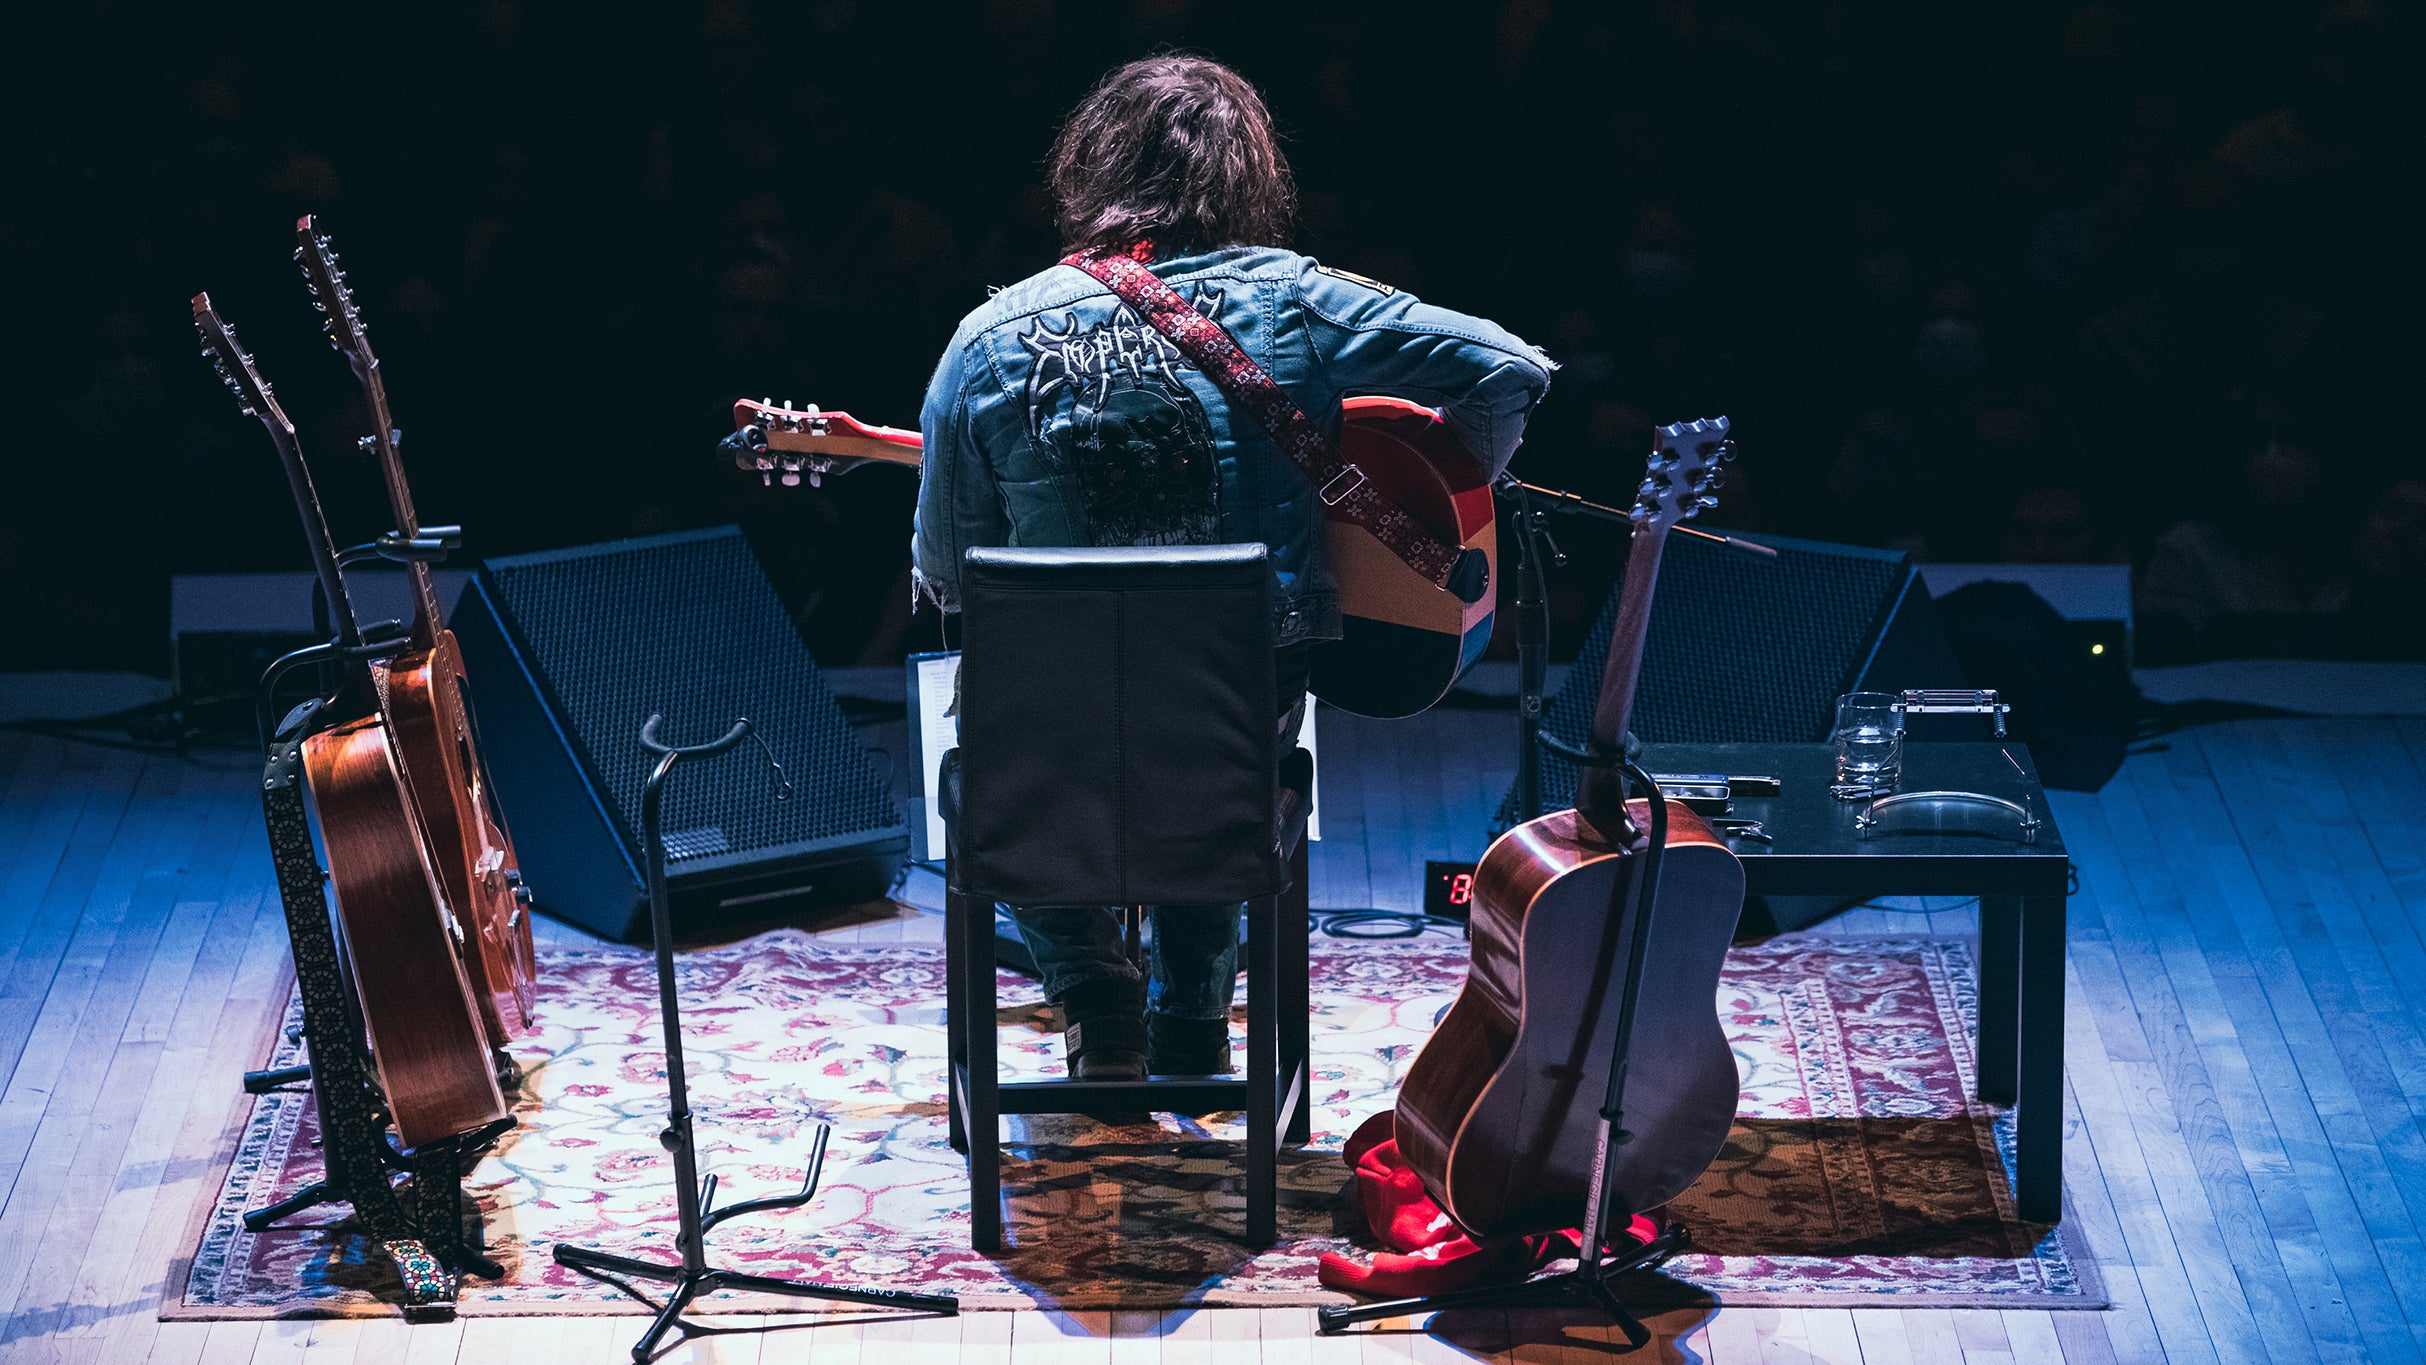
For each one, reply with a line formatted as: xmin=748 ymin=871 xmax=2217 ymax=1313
xmin=939 ymin=544 xmax=1314 ymax=1250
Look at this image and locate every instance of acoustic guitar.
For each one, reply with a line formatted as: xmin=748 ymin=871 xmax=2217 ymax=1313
xmin=295 ymin=217 xmax=538 ymax=1044
xmin=194 ymin=293 xmax=509 ymax=1151
xmin=1392 ymin=417 xmax=1746 ymax=1239
xmin=726 ymin=393 xmax=1494 ymax=719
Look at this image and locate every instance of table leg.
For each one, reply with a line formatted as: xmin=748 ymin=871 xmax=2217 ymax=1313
xmin=1977 ymin=895 xmax=2020 ymax=1105
xmin=2016 ymin=891 xmax=2066 ymax=1223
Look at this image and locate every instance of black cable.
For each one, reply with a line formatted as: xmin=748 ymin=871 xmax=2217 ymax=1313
xmin=1314 ymin=909 xmax=1464 ymax=940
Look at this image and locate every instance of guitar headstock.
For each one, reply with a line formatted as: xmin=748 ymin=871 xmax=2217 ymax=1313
xmin=728 ymin=399 xmax=923 ymax=487
xmin=191 ymin=292 xmax=293 ymax=438
xmin=1630 ymin=415 xmax=1732 ymax=533
xmin=293 ymin=214 xmax=375 ymax=383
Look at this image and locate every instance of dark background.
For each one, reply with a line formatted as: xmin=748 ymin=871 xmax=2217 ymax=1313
xmin=5 ymin=0 xmax=2420 ymax=676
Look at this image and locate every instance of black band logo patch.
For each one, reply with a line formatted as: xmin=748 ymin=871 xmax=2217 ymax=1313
xmin=1020 ymin=304 xmax=1221 ymax=546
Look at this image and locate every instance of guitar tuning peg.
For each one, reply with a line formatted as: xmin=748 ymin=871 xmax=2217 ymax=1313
xmin=780 ymin=470 xmax=801 ymax=487
xmin=1695 ymin=494 xmax=1719 ymax=510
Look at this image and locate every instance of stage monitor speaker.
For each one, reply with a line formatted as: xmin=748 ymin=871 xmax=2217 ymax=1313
xmin=1500 ymin=531 xmax=1964 ymax=828
xmin=452 ymin=526 xmax=907 ymax=942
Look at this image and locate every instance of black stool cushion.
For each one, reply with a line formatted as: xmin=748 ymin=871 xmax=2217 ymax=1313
xmin=953 ymin=545 xmax=1283 ymax=907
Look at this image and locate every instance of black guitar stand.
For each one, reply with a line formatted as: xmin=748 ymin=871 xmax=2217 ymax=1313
xmin=247 ymin=649 xmax=513 ymax=1318
xmin=552 ymin=714 xmax=957 ymax=1362
xmin=1317 ymin=755 xmax=1690 ymax=1345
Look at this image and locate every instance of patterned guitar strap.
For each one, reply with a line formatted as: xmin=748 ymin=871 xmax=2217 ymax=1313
xmin=1063 ymin=245 xmax=1488 ymax=604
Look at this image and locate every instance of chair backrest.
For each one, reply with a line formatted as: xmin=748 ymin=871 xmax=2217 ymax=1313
xmin=955 ymin=544 xmax=1281 ymax=907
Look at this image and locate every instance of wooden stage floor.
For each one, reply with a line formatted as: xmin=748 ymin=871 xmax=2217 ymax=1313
xmin=2 ymin=697 xmax=2424 ymax=1363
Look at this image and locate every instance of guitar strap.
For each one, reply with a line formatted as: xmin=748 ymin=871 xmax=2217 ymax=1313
xmin=1063 ymin=246 xmax=1478 ymax=597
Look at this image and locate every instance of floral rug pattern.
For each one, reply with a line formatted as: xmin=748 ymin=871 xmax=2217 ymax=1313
xmin=175 ymin=933 xmax=2097 ymax=1315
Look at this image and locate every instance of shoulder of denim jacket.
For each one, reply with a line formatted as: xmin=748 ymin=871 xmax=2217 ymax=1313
xmin=1311 ymin=263 xmax=1397 ymax=297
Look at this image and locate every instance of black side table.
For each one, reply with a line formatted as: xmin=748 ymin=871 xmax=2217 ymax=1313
xmin=1639 ymin=741 xmax=2070 ymax=1223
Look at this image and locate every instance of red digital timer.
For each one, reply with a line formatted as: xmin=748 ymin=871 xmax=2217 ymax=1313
xmin=1424 ymin=860 xmax=1480 ymax=920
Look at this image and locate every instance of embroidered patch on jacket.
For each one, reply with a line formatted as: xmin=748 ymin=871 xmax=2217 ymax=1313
xmin=1314 ymin=264 xmax=1396 ymax=295
xmin=1019 ymin=304 xmax=1221 ymax=546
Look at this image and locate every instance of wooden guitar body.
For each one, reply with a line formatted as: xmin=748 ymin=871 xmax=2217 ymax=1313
xmin=379 ymin=630 xmax=536 ymax=1040
xmin=302 ymin=714 xmax=509 ymax=1151
xmin=1309 ymin=396 xmax=1497 ymax=719
xmin=1395 ymin=800 xmax=1744 ymax=1237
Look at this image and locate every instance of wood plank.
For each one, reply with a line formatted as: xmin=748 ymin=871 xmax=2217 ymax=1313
xmin=0 ymin=745 xmax=151 ymax=1112
xmin=2053 ymin=799 xmax=2235 ymax=1365
xmin=2190 ymin=727 xmax=2426 ymax=1358
xmin=2140 ymin=734 xmax=2426 ymax=1358
xmin=0 ymin=758 xmax=200 ymax=1328
xmin=2047 ymin=950 xmax=2164 ymax=1365
xmin=2098 ymin=748 xmax=2379 ymax=1363
xmin=393 ymin=1319 xmax=459 ymax=1365
xmin=50 ymin=775 xmax=264 ymax=1348
xmin=957 ymin=1308 xmax=1014 ymax=1365
xmin=1849 ymin=1311 xmax=1912 ymax=1365
xmin=87 ymin=815 xmax=279 ymax=1358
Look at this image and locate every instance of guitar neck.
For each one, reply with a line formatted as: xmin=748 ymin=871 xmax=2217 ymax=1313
xmin=1588 ymin=524 xmax=1669 ymax=759
xmin=358 ymin=366 xmax=447 ymax=642
xmin=270 ymin=425 xmax=366 ymax=651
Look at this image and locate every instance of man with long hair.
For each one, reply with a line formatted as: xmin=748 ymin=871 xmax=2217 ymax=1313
xmin=915 ymin=55 xmax=1552 ymax=1082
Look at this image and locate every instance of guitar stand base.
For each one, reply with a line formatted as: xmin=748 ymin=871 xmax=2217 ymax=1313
xmin=552 ymin=1246 xmax=959 ymax=1363
xmin=1314 ymin=1221 xmax=1691 ymax=1345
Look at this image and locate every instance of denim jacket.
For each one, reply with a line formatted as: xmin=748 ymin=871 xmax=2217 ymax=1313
xmin=912 ymin=245 xmax=1554 ymax=645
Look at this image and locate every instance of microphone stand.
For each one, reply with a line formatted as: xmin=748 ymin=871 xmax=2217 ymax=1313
xmin=553 ymin=714 xmax=957 ymax=1362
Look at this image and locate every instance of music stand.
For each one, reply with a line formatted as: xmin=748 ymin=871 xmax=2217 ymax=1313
xmin=553 ymin=714 xmax=957 ymax=1362
xmin=1316 ymin=755 xmax=1689 ymax=1345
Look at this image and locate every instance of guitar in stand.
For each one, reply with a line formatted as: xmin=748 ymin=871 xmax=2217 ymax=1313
xmin=551 ymin=715 xmax=957 ymax=1363
xmin=1321 ymin=417 xmax=1746 ymax=1341
xmin=195 ymin=294 xmax=511 ymax=1314
xmin=724 ymin=392 xmax=1495 ymax=719
xmin=295 ymin=215 xmax=538 ymax=1048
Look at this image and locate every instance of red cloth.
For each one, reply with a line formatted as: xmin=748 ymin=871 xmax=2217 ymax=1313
xmin=1317 ymin=1112 xmax=1664 ymax=1298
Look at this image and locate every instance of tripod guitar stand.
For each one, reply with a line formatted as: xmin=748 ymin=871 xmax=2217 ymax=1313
xmin=552 ymin=714 xmax=957 ymax=1361
xmin=1318 ymin=753 xmax=1690 ymax=1344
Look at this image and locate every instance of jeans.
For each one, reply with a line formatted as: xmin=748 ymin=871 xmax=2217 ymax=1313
xmin=1006 ymin=645 xmax=1310 ymax=1019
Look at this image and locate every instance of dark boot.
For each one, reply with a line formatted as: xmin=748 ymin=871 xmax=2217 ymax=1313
xmin=1057 ymin=977 xmax=1147 ymax=1082
xmin=1147 ymin=1011 xmax=1234 ymax=1077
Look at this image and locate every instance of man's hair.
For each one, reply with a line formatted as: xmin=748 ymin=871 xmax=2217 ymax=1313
xmin=1048 ymin=55 xmax=1295 ymax=256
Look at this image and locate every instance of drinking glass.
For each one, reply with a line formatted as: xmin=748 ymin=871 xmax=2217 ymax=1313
xmin=1832 ymin=692 xmax=1905 ymax=793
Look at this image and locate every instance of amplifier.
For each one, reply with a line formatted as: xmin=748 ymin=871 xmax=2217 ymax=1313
xmin=452 ymin=526 xmax=906 ymax=941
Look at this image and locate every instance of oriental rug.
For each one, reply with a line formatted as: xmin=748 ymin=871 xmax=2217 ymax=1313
xmin=170 ymin=933 xmax=2100 ymax=1316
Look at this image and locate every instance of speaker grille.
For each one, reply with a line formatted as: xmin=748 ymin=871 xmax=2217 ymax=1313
xmin=1508 ymin=532 xmax=1910 ymax=821
xmin=478 ymin=527 xmax=898 ymax=864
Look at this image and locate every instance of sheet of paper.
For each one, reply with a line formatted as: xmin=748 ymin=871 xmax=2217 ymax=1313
xmin=1300 ymin=697 xmax=1320 ymax=842
xmin=914 ymin=653 xmax=959 ymax=863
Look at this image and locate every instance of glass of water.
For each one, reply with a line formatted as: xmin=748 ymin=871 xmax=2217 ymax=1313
xmin=1832 ymin=692 xmax=1905 ymax=794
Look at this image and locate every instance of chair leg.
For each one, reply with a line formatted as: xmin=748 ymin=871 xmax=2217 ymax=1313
xmin=958 ymin=890 xmax=1003 ymax=1251
xmin=1245 ymin=895 xmax=1279 ymax=1247
xmin=945 ymin=885 xmax=968 ymax=1156
xmin=1282 ymin=838 xmax=1313 ymax=1146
